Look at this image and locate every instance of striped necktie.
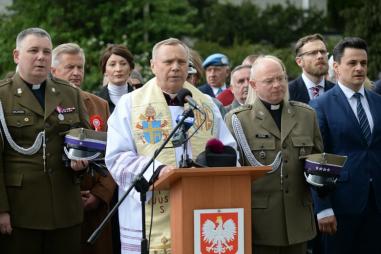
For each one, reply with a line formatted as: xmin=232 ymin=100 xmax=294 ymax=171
xmin=311 ymin=85 xmax=321 ymax=99
xmin=353 ymin=93 xmax=371 ymax=144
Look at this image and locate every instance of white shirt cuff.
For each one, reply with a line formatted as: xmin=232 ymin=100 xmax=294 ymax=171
xmin=317 ymin=208 xmax=334 ymax=220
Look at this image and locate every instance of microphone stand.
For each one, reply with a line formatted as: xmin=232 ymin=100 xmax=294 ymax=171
xmin=178 ymin=129 xmax=193 ymax=168
xmin=87 ymin=108 xmax=194 ymax=254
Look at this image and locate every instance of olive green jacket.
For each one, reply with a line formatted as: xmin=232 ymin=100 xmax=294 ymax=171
xmin=0 ymin=73 xmax=89 ymax=230
xmin=225 ymin=99 xmax=323 ymax=246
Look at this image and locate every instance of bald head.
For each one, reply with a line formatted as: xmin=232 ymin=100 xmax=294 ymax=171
xmin=249 ymin=55 xmax=288 ymax=104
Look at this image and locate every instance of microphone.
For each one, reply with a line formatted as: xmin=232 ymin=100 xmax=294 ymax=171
xmin=177 ymin=88 xmax=202 ymax=111
xmin=172 ymin=111 xmax=195 ymax=147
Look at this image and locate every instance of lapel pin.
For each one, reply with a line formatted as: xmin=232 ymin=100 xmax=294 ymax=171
xmin=17 ymin=88 xmax=22 ymax=95
xmin=51 ymin=87 xmax=56 ymax=93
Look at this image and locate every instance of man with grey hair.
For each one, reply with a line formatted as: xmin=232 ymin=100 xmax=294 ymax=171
xmin=0 ymin=28 xmax=89 ymax=253
xmin=224 ymin=64 xmax=251 ymax=113
xmin=106 ymin=38 xmax=237 ymax=253
xmin=51 ymin=42 xmax=115 ymax=254
xmin=225 ymin=55 xmax=323 ymax=254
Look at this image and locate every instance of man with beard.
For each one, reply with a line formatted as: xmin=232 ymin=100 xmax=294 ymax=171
xmin=289 ymin=34 xmax=335 ymax=104
xmin=225 ymin=64 xmax=250 ymax=113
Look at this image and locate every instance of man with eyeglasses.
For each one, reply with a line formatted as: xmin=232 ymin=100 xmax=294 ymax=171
xmin=225 ymin=55 xmax=323 ymax=254
xmin=289 ymin=34 xmax=335 ymax=104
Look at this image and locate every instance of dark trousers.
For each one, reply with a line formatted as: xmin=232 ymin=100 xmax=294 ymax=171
xmin=111 ymin=187 xmax=121 ymax=254
xmin=321 ymin=187 xmax=381 ymax=254
xmin=0 ymin=224 xmax=81 ymax=254
xmin=254 ymin=242 xmax=307 ymax=254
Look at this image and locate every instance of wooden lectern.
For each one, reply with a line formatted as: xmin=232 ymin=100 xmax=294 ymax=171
xmin=154 ymin=166 xmax=270 ymax=254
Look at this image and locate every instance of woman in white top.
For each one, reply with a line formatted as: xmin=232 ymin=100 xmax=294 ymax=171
xmin=98 ymin=44 xmax=135 ymax=113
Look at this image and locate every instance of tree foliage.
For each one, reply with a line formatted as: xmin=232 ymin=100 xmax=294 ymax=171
xmin=0 ymin=0 xmax=199 ymax=91
xmin=340 ymin=0 xmax=381 ymax=79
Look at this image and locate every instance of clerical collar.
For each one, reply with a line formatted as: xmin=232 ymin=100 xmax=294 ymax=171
xmin=163 ymin=92 xmax=181 ymax=106
xmin=23 ymin=78 xmax=46 ymax=90
xmin=261 ymin=99 xmax=283 ymax=111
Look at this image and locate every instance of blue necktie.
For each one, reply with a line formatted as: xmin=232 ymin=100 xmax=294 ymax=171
xmin=354 ymin=93 xmax=371 ymax=144
xmin=216 ymin=87 xmax=223 ymax=96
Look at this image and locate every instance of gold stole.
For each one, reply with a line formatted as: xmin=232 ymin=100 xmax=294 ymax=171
xmin=130 ymin=78 xmax=217 ymax=252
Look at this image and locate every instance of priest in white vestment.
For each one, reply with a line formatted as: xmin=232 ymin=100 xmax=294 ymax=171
xmin=105 ymin=38 xmax=237 ymax=254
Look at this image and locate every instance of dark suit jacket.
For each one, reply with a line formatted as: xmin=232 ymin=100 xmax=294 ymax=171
xmin=289 ymin=76 xmax=335 ymax=104
xmin=198 ymin=83 xmax=216 ymax=98
xmin=97 ymin=84 xmax=133 ymax=113
xmin=309 ymin=85 xmax=381 ymax=215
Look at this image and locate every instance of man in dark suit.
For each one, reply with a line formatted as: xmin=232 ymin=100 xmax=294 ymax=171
xmin=310 ymin=37 xmax=381 ymax=254
xmin=198 ymin=53 xmax=230 ymax=98
xmin=289 ymin=34 xmax=335 ymax=104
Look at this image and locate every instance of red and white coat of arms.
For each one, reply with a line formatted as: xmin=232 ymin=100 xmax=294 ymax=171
xmin=194 ymin=208 xmax=244 ymax=254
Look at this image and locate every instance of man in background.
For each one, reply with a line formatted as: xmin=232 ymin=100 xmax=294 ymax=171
xmin=198 ymin=53 xmax=230 ymax=99
xmin=289 ymin=34 xmax=335 ymax=104
xmin=51 ymin=42 xmax=115 ymax=254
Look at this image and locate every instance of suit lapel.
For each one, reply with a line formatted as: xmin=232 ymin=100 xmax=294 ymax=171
xmin=333 ymin=86 xmax=360 ymax=129
xmin=44 ymin=78 xmax=62 ymax=120
xmin=281 ymin=101 xmax=296 ymax=145
xmin=12 ymin=74 xmax=44 ymax=117
xmin=253 ymin=100 xmax=281 ymax=139
xmin=297 ymin=77 xmax=310 ymax=103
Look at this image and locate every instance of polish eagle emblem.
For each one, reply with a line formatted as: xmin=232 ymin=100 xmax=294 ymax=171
xmin=202 ymin=216 xmax=237 ymax=253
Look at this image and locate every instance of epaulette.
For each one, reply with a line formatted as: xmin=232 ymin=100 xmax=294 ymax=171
xmin=230 ymin=104 xmax=252 ymax=114
xmin=289 ymin=100 xmax=314 ymax=111
xmin=0 ymin=78 xmax=12 ymax=87
xmin=51 ymin=76 xmax=73 ymax=87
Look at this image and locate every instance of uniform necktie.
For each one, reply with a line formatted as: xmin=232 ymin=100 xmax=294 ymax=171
xmin=216 ymin=87 xmax=223 ymax=96
xmin=354 ymin=93 xmax=371 ymax=144
xmin=311 ymin=85 xmax=321 ymax=98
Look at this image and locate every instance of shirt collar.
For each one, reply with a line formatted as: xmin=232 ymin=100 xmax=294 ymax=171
xmin=302 ymin=73 xmax=325 ymax=89
xmin=211 ymin=84 xmax=227 ymax=95
xmin=337 ymin=81 xmax=365 ymax=99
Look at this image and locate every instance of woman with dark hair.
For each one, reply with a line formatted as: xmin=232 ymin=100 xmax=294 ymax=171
xmin=97 ymin=44 xmax=134 ymax=254
xmin=98 ymin=44 xmax=134 ymax=113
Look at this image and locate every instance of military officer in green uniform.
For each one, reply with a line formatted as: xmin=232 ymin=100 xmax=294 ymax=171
xmin=0 ymin=28 xmax=89 ymax=254
xmin=225 ymin=55 xmax=323 ymax=254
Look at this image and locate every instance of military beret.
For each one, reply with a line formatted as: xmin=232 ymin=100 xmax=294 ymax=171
xmin=202 ymin=53 xmax=229 ymax=69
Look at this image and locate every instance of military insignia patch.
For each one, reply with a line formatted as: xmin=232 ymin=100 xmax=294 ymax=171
xmin=135 ymin=104 xmax=169 ymax=144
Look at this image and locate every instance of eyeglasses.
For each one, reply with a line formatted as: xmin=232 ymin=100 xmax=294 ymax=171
xmin=298 ymin=49 xmax=329 ymax=57
xmin=255 ymin=75 xmax=287 ymax=86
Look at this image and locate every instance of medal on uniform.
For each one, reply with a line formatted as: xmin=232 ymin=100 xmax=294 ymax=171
xmin=56 ymin=105 xmax=65 ymax=121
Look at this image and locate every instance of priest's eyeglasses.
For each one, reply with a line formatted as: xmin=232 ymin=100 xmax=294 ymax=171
xmin=256 ymin=75 xmax=287 ymax=86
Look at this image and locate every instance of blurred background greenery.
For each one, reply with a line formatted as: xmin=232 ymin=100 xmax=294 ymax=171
xmin=0 ymin=0 xmax=380 ymax=91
